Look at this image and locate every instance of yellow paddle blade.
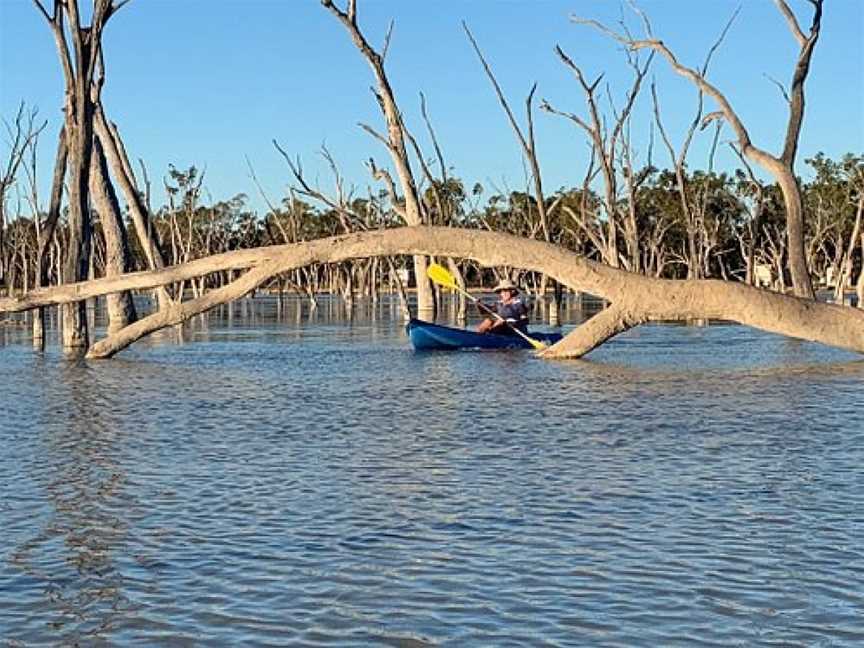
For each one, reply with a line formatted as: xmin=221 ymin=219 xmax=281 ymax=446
xmin=426 ymin=263 xmax=458 ymax=290
xmin=528 ymin=337 xmax=548 ymax=351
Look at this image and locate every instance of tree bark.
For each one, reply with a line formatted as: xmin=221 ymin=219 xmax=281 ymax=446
xmin=90 ymin=137 xmax=137 ymax=332
xmin=834 ymin=197 xmax=863 ymax=303
xmin=34 ymin=0 xmax=130 ymax=350
xmin=32 ymin=125 xmax=68 ymax=346
xmin=3 ymin=227 xmax=863 ymax=359
xmin=93 ymin=106 xmax=167 ymax=277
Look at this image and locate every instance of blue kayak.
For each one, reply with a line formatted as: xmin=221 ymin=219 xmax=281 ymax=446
xmin=407 ymin=318 xmax=562 ymax=351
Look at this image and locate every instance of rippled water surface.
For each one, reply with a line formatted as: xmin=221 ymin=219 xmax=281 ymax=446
xmin=2 ymin=297 xmax=863 ymax=646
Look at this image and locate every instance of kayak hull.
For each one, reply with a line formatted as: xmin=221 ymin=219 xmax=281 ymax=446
xmin=407 ymin=318 xmax=562 ymax=351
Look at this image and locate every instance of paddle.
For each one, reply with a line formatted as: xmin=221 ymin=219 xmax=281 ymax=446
xmin=426 ymin=263 xmax=548 ymax=351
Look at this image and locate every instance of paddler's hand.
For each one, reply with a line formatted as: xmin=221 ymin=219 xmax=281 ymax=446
xmin=476 ymin=301 xmax=495 ymax=316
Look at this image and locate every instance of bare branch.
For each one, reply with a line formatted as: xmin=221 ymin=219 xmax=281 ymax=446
xmin=367 ymin=158 xmax=406 ymax=220
xmin=702 ymin=5 xmax=740 ymax=75
xmin=31 ymin=0 xmax=53 ymax=23
xmin=764 ymin=73 xmax=791 ymax=105
xmin=381 ymin=19 xmax=394 ymax=62
xmin=462 ymin=21 xmax=529 ymax=153
xmin=540 ymin=100 xmax=592 ymax=134
xmin=775 ymin=0 xmax=807 ymax=46
xmin=625 ymin=0 xmax=654 ymax=38
xmin=419 ymin=91 xmax=447 ymax=183
xmin=358 ymin=122 xmax=392 ymax=150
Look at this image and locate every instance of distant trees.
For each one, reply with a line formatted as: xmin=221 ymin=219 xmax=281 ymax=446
xmin=2 ymin=0 xmax=861 ymax=359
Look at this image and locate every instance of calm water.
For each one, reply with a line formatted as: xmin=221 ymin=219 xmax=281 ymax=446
xmin=1 ymin=296 xmax=863 ymax=646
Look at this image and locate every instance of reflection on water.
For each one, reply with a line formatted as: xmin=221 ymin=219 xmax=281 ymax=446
xmin=1 ymin=295 xmax=863 ymax=646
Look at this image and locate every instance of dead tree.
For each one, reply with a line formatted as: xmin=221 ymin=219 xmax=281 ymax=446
xmin=574 ymin=0 xmax=823 ymax=299
xmin=836 ymin=196 xmax=863 ymax=303
xmin=731 ymin=145 xmax=767 ymax=287
xmin=87 ymin=47 xmax=137 ymax=331
xmin=463 ymin=22 xmax=565 ymax=319
xmin=94 ymin=106 xmax=169 ymax=283
xmin=89 ymin=136 xmax=137 ymax=331
xmin=32 ymin=127 xmax=67 ymax=346
xmin=33 ymin=0 xmax=131 ymax=350
xmin=651 ymin=10 xmax=735 ymax=280
xmin=1 ymin=103 xmax=45 ymax=295
xmin=2 ymin=226 xmax=864 ymax=361
xmin=321 ymin=0 xmax=435 ymax=317
xmin=857 ymin=233 xmax=864 ymax=309
xmin=542 ymin=43 xmax=652 ymax=272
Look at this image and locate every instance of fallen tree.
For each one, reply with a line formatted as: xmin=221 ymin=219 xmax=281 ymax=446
xmin=1 ymin=226 xmax=862 ymax=360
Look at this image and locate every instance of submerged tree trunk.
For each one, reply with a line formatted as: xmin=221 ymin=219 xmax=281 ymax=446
xmin=35 ymin=0 xmax=132 ymax=351
xmin=33 ymin=125 xmax=68 ymax=348
xmin=90 ymin=137 xmax=136 ymax=333
xmin=3 ymin=227 xmax=863 ymax=360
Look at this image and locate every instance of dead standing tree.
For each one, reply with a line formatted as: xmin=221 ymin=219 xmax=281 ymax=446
xmin=1 ymin=103 xmax=45 ymax=296
xmin=33 ymin=0 xmax=131 ymax=350
xmin=89 ymin=51 xmax=137 ymax=332
xmin=32 ymin=125 xmax=66 ymax=346
xmin=463 ymin=23 xmax=565 ymax=319
xmin=321 ymin=0 xmax=435 ymax=318
xmin=573 ymin=0 xmax=823 ymax=299
xmin=2 ymin=226 xmax=864 ymax=361
xmin=651 ymin=9 xmax=737 ymax=280
xmin=542 ymin=42 xmax=653 ymax=273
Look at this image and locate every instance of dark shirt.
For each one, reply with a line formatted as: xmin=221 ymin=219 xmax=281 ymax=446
xmin=493 ymin=298 xmax=529 ymax=334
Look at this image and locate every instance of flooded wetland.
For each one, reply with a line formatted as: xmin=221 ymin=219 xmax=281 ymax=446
xmin=1 ymin=297 xmax=862 ymax=646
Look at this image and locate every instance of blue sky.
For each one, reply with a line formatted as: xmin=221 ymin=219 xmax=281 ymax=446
xmin=2 ymin=0 xmax=863 ymax=215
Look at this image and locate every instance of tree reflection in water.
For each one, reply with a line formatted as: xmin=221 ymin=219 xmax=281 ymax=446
xmin=12 ymin=361 xmax=129 ymax=644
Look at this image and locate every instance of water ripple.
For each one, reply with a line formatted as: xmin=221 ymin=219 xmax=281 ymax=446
xmin=2 ymin=300 xmax=863 ymax=645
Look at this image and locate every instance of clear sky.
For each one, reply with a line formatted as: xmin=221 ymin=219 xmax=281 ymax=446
xmin=1 ymin=0 xmax=863 ymax=215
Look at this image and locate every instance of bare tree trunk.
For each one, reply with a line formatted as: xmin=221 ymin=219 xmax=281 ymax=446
xmin=34 ymin=0 xmax=131 ymax=350
xmin=321 ymin=0 xmax=434 ymax=317
xmin=90 ymin=137 xmax=137 ymax=332
xmin=834 ymin=197 xmax=863 ymax=303
xmin=33 ymin=127 xmax=68 ymax=347
xmin=857 ymin=233 xmax=864 ymax=310
xmin=61 ymin=112 xmax=93 ymax=351
xmin=93 ymin=105 xmax=171 ymax=310
xmin=4 ymin=227 xmax=863 ymax=360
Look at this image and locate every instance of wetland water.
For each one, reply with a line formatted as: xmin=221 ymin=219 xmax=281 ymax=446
xmin=1 ymin=296 xmax=863 ymax=646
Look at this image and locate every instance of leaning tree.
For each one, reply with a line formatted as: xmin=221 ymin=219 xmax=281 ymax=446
xmin=573 ymin=0 xmax=824 ymax=299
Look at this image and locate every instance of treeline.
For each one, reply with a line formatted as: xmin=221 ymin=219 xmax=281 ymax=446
xmin=2 ymin=147 xmax=862 ymax=304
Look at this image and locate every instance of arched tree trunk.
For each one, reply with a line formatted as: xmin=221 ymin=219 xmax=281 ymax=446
xmin=3 ymin=227 xmax=862 ymax=360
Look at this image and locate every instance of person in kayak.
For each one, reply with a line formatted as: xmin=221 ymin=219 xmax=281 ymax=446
xmin=477 ymin=279 xmax=529 ymax=335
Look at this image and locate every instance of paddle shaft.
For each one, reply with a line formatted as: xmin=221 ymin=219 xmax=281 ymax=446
xmin=447 ymin=282 xmax=546 ymax=350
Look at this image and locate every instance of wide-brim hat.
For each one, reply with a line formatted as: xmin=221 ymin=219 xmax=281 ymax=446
xmin=492 ymin=279 xmax=519 ymax=293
